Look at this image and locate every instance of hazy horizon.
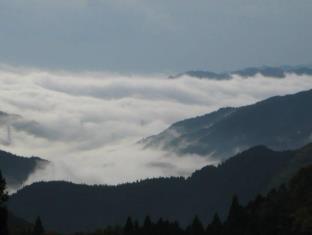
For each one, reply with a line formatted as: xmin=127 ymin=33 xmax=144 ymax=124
xmin=1 ymin=0 xmax=312 ymax=73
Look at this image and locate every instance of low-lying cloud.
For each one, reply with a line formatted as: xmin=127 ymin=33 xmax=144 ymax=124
xmin=0 ymin=66 xmax=312 ymax=189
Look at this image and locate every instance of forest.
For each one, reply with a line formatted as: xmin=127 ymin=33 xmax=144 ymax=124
xmin=2 ymin=164 xmax=312 ymax=235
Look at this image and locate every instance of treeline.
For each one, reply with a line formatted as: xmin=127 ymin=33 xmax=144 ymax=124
xmin=3 ymin=165 xmax=312 ymax=235
xmin=0 ymin=170 xmax=45 ymax=235
xmin=73 ymin=165 xmax=312 ymax=235
xmin=0 ymin=170 xmax=9 ymax=235
xmin=11 ymin=144 xmax=312 ymax=232
xmin=11 ymin=217 xmax=45 ymax=235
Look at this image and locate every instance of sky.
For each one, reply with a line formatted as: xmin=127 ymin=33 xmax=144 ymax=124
xmin=0 ymin=67 xmax=312 ymax=190
xmin=0 ymin=0 xmax=311 ymax=73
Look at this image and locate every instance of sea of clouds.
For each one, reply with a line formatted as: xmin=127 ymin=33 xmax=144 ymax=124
xmin=0 ymin=66 xmax=312 ymax=189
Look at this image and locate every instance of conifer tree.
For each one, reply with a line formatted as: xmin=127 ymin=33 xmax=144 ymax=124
xmin=206 ymin=213 xmax=222 ymax=235
xmin=124 ymin=217 xmax=134 ymax=235
xmin=225 ymin=195 xmax=246 ymax=235
xmin=142 ymin=216 xmax=152 ymax=235
xmin=33 ymin=216 xmax=45 ymax=235
xmin=188 ymin=216 xmax=205 ymax=235
xmin=0 ymin=171 xmax=8 ymax=235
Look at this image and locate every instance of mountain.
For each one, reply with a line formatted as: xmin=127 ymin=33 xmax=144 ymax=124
xmin=0 ymin=150 xmax=49 ymax=191
xmin=170 ymin=71 xmax=230 ymax=80
xmin=0 ymin=110 xmax=50 ymax=190
xmin=202 ymin=165 xmax=312 ymax=235
xmin=36 ymin=165 xmax=312 ymax=235
xmin=142 ymin=89 xmax=312 ymax=160
xmin=8 ymin=143 xmax=312 ymax=233
xmin=171 ymin=65 xmax=312 ymax=80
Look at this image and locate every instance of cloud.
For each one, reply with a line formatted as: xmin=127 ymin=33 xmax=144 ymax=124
xmin=0 ymin=67 xmax=312 ymax=190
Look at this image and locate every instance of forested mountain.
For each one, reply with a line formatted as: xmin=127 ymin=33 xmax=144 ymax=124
xmin=60 ymin=165 xmax=312 ymax=235
xmin=0 ymin=150 xmax=49 ymax=190
xmin=8 ymin=143 xmax=312 ymax=233
xmin=171 ymin=65 xmax=312 ymax=79
xmin=143 ymin=89 xmax=312 ymax=160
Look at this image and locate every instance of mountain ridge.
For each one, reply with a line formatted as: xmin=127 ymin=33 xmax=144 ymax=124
xmin=0 ymin=149 xmax=49 ymax=191
xmin=170 ymin=65 xmax=312 ymax=80
xmin=8 ymin=143 xmax=312 ymax=233
xmin=142 ymin=89 xmax=312 ymax=160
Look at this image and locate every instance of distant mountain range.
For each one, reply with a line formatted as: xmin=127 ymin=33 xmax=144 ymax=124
xmin=170 ymin=65 xmax=312 ymax=79
xmin=0 ymin=150 xmax=49 ymax=191
xmin=8 ymin=143 xmax=312 ymax=233
xmin=142 ymin=89 xmax=312 ymax=160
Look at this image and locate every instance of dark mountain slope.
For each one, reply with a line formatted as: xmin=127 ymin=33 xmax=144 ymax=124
xmin=8 ymin=144 xmax=312 ymax=233
xmin=213 ymin=165 xmax=312 ymax=235
xmin=0 ymin=150 xmax=49 ymax=190
xmin=143 ymin=89 xmax=312 ymax=160
xmin=43 ymin=165 xmax=312 ymax=235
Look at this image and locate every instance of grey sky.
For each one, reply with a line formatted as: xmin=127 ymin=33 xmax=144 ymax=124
xmin=0 ymin=0 xmax=311 ymax=73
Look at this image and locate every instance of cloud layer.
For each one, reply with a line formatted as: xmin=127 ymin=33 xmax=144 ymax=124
xmin=0 ymin=67 xmax=312 ymax=189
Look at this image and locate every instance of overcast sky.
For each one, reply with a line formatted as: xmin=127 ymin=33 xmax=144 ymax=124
xmin=0 ymin=0 xmax=311 ymax=73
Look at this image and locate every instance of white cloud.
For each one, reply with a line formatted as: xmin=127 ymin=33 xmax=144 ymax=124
xmin=0 ymin=67 xmax=312 ymax=189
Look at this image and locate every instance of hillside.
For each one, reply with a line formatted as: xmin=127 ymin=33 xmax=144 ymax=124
xmin=8 ymin=143 xmax=312 ymax=233
xmin=70 ymin=165 xmax=312 ymax=235
xmin=143 ymin=89 xmax=312 ymax=160
xmin=0 ymin=150 xmax=49 ymax=190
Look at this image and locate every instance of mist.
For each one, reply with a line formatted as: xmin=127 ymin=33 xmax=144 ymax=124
xmin=0 ymin=66 xmax=312 ymax=189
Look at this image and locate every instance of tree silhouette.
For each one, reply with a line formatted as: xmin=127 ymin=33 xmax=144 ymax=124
xmin=33 ymin=216 xmax=45 ymax=235
xmin=142 ymin=216 xmax=152 ymax=235
xmin=187 ymin=216 xmax=205 ymax=235
xmin=225 ymin=195 xmax=245 ymax=235
xmin=0 ymin=171 xmax=8 ymax=235
xmin=206 ymin=213 xmax=222 ymax=235
xmin=124 ymin=217 xmax=134 ymax=235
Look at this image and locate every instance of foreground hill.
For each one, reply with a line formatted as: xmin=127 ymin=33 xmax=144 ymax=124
xmin=0 ymin=150 xmax=49 ymax=190
xmin=61 ymin=165 xmax=312 ymax=235
xmin=143 ymin=89 xmax=312 ymax=160
xmin=8 ymin=143 xmax=312 ymax=233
